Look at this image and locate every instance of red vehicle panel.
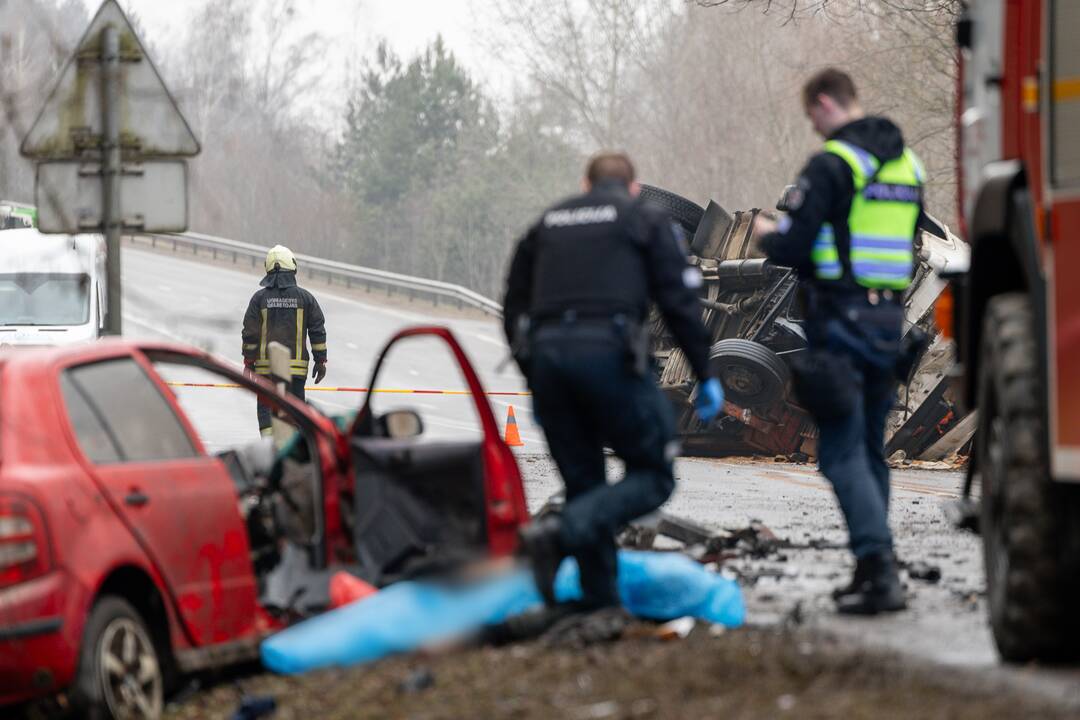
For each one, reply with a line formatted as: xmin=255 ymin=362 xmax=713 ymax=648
xmin=0 ymin=330 xmax=527 ymax=716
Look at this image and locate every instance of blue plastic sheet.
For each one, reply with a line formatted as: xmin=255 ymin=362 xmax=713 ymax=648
xmin=261 ymin=550 xmax=744 ymax=675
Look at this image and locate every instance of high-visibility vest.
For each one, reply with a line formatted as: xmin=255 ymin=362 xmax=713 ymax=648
xmin=810 ymin=139 xmax=925 ymax=290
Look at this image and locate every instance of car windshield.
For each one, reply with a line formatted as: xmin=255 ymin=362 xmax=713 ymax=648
xmin=0 ymin=273 xmax=90 ymax=326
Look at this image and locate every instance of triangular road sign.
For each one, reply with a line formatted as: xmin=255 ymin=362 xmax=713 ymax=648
xmin=21 ymin=0 xmax=200 ymax=159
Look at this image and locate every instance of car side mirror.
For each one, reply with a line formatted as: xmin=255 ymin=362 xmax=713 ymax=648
xmin=776 ymin=184 xmax=797 ymax=212
xmin=379 ymin=409 xmax=424 ymax=439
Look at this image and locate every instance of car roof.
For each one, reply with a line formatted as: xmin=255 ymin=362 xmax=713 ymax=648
xmin=0 ymin=338 xmax=210 ymax=369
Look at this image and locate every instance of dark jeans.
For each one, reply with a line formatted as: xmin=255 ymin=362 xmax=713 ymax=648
xmin=811 ymin=301 xmax=901 ymax=559
xmin=529 ymin=323 xmax=677 ymax=607
xmin=257 ymin=375 xmax=307 ymax=433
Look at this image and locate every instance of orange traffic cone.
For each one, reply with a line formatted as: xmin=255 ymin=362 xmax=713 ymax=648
xmin=504 ymin=405 xmax=525 ymax=447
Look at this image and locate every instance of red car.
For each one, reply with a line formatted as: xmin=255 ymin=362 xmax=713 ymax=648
xmin=0 ymin=327 xmax=528 ymax=718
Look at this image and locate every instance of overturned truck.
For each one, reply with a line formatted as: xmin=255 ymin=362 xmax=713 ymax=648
xmin=641 ymin=185 xmax=972 ymax=462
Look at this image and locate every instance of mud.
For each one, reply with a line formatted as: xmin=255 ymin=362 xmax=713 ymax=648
xmin=163 ymin=627 xmax=1069 ymax=720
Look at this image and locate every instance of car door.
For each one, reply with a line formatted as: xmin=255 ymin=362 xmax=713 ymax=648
xmin=58 ymin=354 xmax=259 ymax=646
xmin=348 ymin=326 xmax=529 ymax=584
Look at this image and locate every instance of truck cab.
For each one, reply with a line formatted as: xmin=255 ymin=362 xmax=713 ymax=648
xmin=0 ymin=227 xmax=106 ymax=346
xmin=948 ymin=0 xmax=1080 ymax=661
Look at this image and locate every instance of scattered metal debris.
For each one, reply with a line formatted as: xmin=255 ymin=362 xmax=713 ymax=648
xmin=399 ymin=667 xmax=436 ymax=694
xmin=229 ymin=695 xmax=277 ymax=720
xmin=639 ymin=185 xmax=974 ymax=463
xmin=902 ymin=561 xmax=943 ymax=584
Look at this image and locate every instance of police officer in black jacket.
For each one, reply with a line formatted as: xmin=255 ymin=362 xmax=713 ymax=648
xmin=754 ymin=69 xmax=926 ymax=615
xmin=503 ymin=153 xmax=724 ymax=627
xmin=242 ymin=245 xmax=328 ymax=435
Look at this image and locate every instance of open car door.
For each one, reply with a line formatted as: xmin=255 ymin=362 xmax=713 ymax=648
xmin=348 ymin=326 xmax=529 ymax=585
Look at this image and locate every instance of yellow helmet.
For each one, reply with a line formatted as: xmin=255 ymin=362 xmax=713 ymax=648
xmin=265 ymin=245 xmax=297 ymax=273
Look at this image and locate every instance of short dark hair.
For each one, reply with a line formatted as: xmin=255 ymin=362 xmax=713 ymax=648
xmin=802 ymin=68 xmax=857 ymax=111
xmin=586 ymin=152 xmax=636 ymax=186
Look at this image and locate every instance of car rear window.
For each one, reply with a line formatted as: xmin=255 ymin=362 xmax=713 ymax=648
xmin=61 ymin=357 xmax=198 ymax=464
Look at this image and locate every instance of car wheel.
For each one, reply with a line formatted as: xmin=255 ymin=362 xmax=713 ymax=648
xmin=73 ymin=596 xmax=164 ymax=720
xmin=708 ymin=339 xmax=789 ymax=410
xmin=638 ymin=185 xmax=704 ymax=241
xmin=979 ymin=293 xmax=1080 ymax=662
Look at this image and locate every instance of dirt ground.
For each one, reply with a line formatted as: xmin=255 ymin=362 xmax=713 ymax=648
xmin=163 ymin=626 xmax=1070 ymax=720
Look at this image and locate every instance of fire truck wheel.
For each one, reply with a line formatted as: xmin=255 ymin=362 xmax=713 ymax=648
xmin=708 ymin=339 xmax=790 ymax=410
xmin=979 ymin=292 xmax=1080 ymax=662
xmin=72 ymin=596 xmax=165 ymax=720
xmin=637 ymin=185 xmax=704 ymax=249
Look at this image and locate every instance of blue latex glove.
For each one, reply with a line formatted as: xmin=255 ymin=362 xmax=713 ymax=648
xmin=694 ymin=378 xmax=724 ymax=423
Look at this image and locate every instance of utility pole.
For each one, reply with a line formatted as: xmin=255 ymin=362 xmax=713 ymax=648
xmin=101 ymin=24 xmax=122 ymax=335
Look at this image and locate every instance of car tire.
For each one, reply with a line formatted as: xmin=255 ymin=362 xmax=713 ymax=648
xmin=708 ymin=339 xmax=789 ymax=410
xmin=638 ymin=185 xmax=704 ymax=244
xmin=72 ymin=596 xmax=165 ymax=720
xmin=979 ymin=293 xmax=1080 ymax=662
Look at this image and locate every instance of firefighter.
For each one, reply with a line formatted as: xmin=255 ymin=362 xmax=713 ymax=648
xmin=503 ymin=152 xmax=723 ymax=632
xmin=753 ymin=68 xmax=925 ymax=614
xmin=242 ymin=245 xmax=328 ymax=435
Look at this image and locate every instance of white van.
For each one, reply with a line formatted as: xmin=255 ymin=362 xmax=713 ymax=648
xmin=0 ymin=227 xmax=105 ymax=346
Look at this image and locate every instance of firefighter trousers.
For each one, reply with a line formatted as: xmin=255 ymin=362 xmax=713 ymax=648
xmin=257 ymin=376 xmax=307 ymax=435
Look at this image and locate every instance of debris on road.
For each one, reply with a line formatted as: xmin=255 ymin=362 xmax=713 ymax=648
xmin=229 ymin=695 xmax=276 ymax=720
xmin=398 ymin=667 xmax=436 ymax=694
xmin=903 ymin=561 xmax=943 ymax=584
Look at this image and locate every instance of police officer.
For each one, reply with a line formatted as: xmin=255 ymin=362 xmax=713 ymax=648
xmin=753 ymin=68 xmax=925 ymax=615
xmin=503 ymin=152 xmax=724 ymax=626
xmin=242 ymin=245 xmax=328 ymax=435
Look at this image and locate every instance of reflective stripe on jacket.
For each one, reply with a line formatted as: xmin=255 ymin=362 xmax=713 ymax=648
xmin=811 ymin=140 xmax=924 ymax=290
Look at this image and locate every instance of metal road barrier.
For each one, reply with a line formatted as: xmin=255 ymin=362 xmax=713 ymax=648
xmin=129 ymin=231 xmax=504 ymax=318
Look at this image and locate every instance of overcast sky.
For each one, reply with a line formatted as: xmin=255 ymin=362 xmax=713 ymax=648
xmin=83 ymin=0 xmax=511 ymax=121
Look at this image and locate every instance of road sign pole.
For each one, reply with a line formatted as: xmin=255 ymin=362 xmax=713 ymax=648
xmin=102 ymin=24 xmax=122 ymax=336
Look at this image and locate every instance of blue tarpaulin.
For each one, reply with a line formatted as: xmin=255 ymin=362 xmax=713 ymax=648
xmin=261 ymin=551 xmax=744 ymax=675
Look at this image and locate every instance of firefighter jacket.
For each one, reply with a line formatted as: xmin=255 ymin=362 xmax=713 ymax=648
xmin=242 ymin=271 xmax=327 ymax=377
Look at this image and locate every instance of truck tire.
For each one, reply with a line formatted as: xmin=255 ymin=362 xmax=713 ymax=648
xmin=638 ymin=185 xmax=704 ymax=240
xmin=72 ymin=596 xmax=165 ymax=719
xmin=708 ymin=339 xmax=789 ymax=410
xmin=979 ymin=293 xmax=1080 ymax=662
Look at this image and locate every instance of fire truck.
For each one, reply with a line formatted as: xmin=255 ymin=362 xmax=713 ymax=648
xmin=947 ymin=1 xmax=1080 ymax=661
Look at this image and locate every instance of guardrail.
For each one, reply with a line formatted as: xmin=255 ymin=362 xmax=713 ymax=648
xmin=132 ymin=230 xmax=503 ymax=318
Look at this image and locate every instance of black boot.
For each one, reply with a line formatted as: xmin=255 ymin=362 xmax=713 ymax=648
xmin=832 ymin=556 xmax=872 ymax=601
xmin=518 ymin=514 xmax=566 ymax=606
xmin=835 ymin=550 xmax=907 ymax=615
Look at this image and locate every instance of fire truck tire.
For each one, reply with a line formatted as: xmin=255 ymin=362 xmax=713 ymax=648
xmin=637 ymin=185 xmax=704 ymax=247
xmin=72 ymin=596 xmax=165 ymax=720
xmin=979 ymin=292 xmax=1080 ymax=662
xmin=708 ymin=339 xmax=789 ymax=410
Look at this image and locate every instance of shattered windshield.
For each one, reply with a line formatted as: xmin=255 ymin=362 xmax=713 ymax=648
xmin=0 ymin=273 xmax=90 ymax=326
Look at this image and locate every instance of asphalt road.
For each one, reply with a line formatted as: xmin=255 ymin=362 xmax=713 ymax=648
xmin=120 ymin=246 xmax=545 ymax=451
xmin=125 ymin=244 xmax=1080 ymax=711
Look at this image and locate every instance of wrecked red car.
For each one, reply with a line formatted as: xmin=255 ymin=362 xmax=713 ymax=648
xmin=0 ymin=327 xmax=528 ymax=717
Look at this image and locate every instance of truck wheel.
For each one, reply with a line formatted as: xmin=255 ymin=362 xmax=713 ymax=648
xmin=979 ymin=293 xmax=1080 ymax=662
xmin=72 ymin=596 xmax=164 ymax=720
xmin=638 ymin=185 xmax=704 ymax=242
xmin=708 ymin=339 xmax=789 ymax=410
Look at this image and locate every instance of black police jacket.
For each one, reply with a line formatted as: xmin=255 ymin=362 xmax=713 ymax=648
xmin=760 ymin=116 xmax=924 ymax=292
xmin=502 ymin=181 xmax=711 ymax=380
xmin=242 ymin=271 xmax=327 ymax=377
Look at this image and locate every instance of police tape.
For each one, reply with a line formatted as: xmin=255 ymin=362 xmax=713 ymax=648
xmin=165 ymin=381 xmax=531 ymax=396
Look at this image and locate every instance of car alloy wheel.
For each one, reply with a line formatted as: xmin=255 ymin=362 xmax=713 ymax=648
xmin=97 ymin=616 xmax=163 ymax=719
